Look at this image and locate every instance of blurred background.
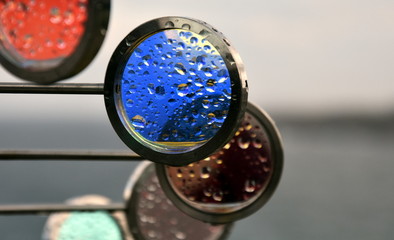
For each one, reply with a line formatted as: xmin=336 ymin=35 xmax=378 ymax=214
xmin=0 ymin=0 xmax=393 ymax=239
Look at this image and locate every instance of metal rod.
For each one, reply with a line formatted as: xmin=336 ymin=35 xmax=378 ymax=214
xmin=0 ymin=150 xmax=144 ymax=161
xmin=0 ymin=203 xmax=126 ymax=215
xmin=0 ymin=83 xmax=104 ymax=95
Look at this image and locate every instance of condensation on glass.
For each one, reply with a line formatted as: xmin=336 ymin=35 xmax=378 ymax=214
xmin=120 ymin=29 xmax=231 ymax=154
xmin=165 ymin=111 xmax=273 ymax=213
xmin=0 ymin=0 xmax=88 ymax=70
xmin=125 ymin=162 xmax=231 ymax=240
xmin=156 ymin=103 xmax=283 ymax=223
xmin=105 ymin=17 xmax=247 ymax=166
xmin=42 ymin=195 xmax=128 ymax=240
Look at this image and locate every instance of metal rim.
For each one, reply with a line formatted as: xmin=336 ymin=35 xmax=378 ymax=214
xmin=0 ymin=0 xmax=110 ymax=84
xmin=104 ymin=16 xmax=248 ymax=166
xmin=155 ymin=102 xmax=284 ymax=224
xmin=124 ymin=161 xmax=233 ymax=240
xmin=42 ymin=195 xmax=128 ymax=240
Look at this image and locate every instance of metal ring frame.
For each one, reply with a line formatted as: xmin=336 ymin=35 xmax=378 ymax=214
xmin=104 ymin=16 xmax=248 ymax=166
xmin=155 ymin=102 xmax=284 ymax=224
xmin=0 ymin=0 xmax=110 ymax=84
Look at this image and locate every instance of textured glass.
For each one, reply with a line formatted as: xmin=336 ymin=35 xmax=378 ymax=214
xmin=166 ymin=112 xmax=273 ymax=213
xmin=135 ymin=164 xmax=227 ymax=240
xmin=120 ymin=29 xmax=231 ymax=153
xmin=0 ymin=0 xmax=88 ymax=69
xmin=58 ymin=211 xmax=123 ymax=240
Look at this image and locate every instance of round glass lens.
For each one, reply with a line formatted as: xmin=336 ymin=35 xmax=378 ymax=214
xmin=119 ymin=29 xmax=231 ymax=154
xmin=129 ymin=163 xmax=229 ymax=240
xmin=0 ymin=0 xmax=88 ymax=70
xmin=165 ymin=111 xmax=273 ymax=213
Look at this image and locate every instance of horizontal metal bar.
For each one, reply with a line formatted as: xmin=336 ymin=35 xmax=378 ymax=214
xmin=0 ymin=203 xmax=126 ymax=215
xmin=0 ymin=83 xmax=104 ymax=95
xmin=0 ymin=150 xmax=144 ymax=161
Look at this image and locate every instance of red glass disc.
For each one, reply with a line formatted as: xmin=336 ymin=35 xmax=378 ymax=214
xmin=0 ymin=0 xmax=88 ymax=63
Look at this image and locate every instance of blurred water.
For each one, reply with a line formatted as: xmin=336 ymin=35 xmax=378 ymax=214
xmin=0 ymin=115 xmax=393 ymax=239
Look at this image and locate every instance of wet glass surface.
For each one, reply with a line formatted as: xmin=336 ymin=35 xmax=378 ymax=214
xmin=120 ymin=29 xmax=231 ymax=153
xmin=0 ymin=0 xmax=88 ymax=69
xmin=166 ymin=112 xmax=273 ymax=213
xmin=133 ymin=163 xmax=228 ymax=240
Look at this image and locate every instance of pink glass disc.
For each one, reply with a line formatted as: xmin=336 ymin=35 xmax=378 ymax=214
xmin=134 ymin=164 xmax=228 ymax=240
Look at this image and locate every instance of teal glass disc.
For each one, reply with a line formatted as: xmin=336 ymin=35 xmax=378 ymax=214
xmin=57 ymin=211 xmax=123 ymax=240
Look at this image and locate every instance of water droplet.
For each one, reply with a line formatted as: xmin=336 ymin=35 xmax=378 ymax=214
xmin=177 ymin=83 xmax=189 ymax=97
xmin=244 ymin=179 xmax=256 ymax=193
xmin=223 ymin=89 xmax=231 ymax=99
xmin=202 ymin=67 xmax=213 ymax=77
xmin=200 ymin=167 xmax=211 ymax=179
xmin=155 ymin=86 xmax=165 ymax=98
xmin=154 ymin=43 xmax=163 ymax=51
xmin=142 ymin=54 xmax=151 ymax=66
xmin=253 ymin=138 xmax=263 ymax=148
xmin=125 ymin=36 xmax=135 ymax=46
xmin=217 ymin=69 xmax=229 ymax=83
xmin=175 ymin=231 xmax=186 ymax=239
xmin=131 ymin=115 xmax=146 ymax=129
xmin=203 ymin=188 xmax=212 ymax=197
xmin=148 ymin=230 xmax=157 ymax=238
xmin=147 ymin=184 xmax=157 ymax=192
xmin=174 ymin=63 xmax=186 ymax=75
xmin=245 ymin=123 xmax=253 ymax=131
xmin=56 ymin=39 xmax=66 ymax=49
xmin=196 ymin=56 xmax=206 ymax=70
xmin=237 ymin=137 xmax=250 ymax=149
xmin=203 ymin=45 xmax=211 ymax=51
xmin=205 ymin=79 xmax=217 ymax=93
xmin=132 ymin=48 xmax=142 ymax=58
xmin=168 ymin=98 xmax=177 ymax=105
xmin=213 ymin=191 xmax=223 ymax=202
xmin=190 ymin=37 xmax=198 ymax=44
xmin=207 ymin=113 xmax=216 ymax=124
xmin=147 ymin=83 xmax=155 ymax=94
xmin=177 ymin=42 xmax=185 ymax=50
xmin=258 ymin=154 xmax=268 ymax=163
xmin=126 ymin=99 xmax=133 ymax=107
xmin=189 ymin=170 xmax=195 ymax=178
xmin=202 ymin=99 xmax=211 ymax=109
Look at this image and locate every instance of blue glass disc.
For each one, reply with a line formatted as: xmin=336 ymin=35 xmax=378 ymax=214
xmin=57 ymin=211 xmax=123 ymax=240
xmin=120 ymin=29 xmax=232 ymax=153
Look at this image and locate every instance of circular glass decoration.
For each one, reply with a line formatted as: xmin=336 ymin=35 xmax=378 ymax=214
xmin=0 ymin=0 xmax=110 ymax=83
xmin=124 ymin=161 xmax=232 ymax=240
xmin=105 ymin=16 xmax=248 ymax=166
xmin=156 ymin=102 xmax=283 ymax=224
xmin=42 ymin=195 xmax=130 ymax=240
